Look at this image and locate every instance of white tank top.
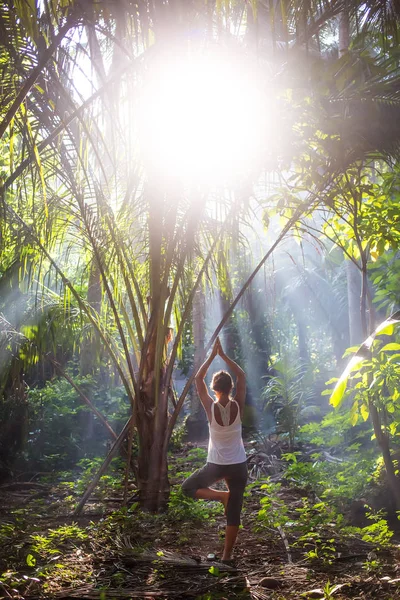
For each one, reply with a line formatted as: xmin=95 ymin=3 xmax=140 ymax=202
xmin=207 ymin=399 xmax=247 ymax=465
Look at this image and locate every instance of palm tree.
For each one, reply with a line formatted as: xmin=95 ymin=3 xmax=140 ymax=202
xmin=0 ymin=1 xmax=280 ymax=511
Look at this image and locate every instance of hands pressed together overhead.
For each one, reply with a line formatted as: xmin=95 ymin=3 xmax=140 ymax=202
xmin=211 ymin=336 xmax=225 ymax=358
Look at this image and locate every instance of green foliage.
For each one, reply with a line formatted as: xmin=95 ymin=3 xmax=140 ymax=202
xmin=325 ymin=324 xmax=400 ymax=454
xmin=262 ymin=358 xmax=317 ymax=449
xmin=26 ymin=554 xmax=36 ymax=567
xmin=369 ymin=250 xmax=400 ymax=313
xmin=296 ymin=531 xmax=337 ymax=565
xmin=359 ymin=515 xmax=393 ymax=547
xmin=290 ymin=498 xmax=339 ymax=564
xmin=30 ymin=524 xmax=88 ymax=558
xmin=167 ymin=486 xmax=222 ymax=523
xmin=0 ymin=523 xmax=15 ymax=543
xmin=73 ymin=457 xmax=125 ymax=496
xmin=341 ymin=507 xmax=394 ymax=549
xmin=363 ymin=558 xmax=383 ymax=573
xmin=298 ymin=417 xmax=379 ymax=507
xmin=186 ymin=447 xmax=208 ymax=466
xmin=168 ymin=416 xmax=188 ymax=452
xmin=282 ymin=452 xmax=321 ymax=490
xmin=255 ymin=478 xmax=339 ymax=564
xmin=300 ymin=407 xmax=371 ymax=449
xmin=0 ymin=570 xmax=40 ymax=595
xmin=255 ymin=480 xmax=289 ymax=529
xmin=255 ymin=474 xmax=395 ymax=567
xmin=23 ymin=374 xmax=129 ymax=470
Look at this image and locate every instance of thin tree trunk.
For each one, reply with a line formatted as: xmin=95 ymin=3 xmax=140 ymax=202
xmin=360 ymin=259 xmax=368 ymax=339
xmin=296 ymin=317 xmax=309 ymax=365
xmin=340 ymin=7 xmax=365 ymax=350
xmin=80 ymin=261 xmax=102 ymax=446
xmin=338 ymin=1 xmax=349 ymax=58
xmin=346 ymin=260 xmax=363 ymax=345
xmin=369 ymin=401 xmax=400 ymax=510
xmin=187 ymin=287 xmax=207 ymax=440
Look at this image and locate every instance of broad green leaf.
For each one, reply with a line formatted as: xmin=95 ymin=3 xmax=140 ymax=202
xmin=350 ymin=401 xmax=359 ymax=426
xmin=321 ymin=389 xmax=332 ymax=396
xmin=330 ymin=354 xmax=365 ymax=408
xmin=330 ymin=375 xmax=349 ymax=408
xmin=376 ymin=324 xmax=394 ymax=336
xmin=360 ymin=403 xmax=369 ymax=421
xmin=26 ymin=554 xmax=36 ymax=567
xmin=343 ymin=346 xmax=361 ymax=357
xmin=381 ymin=343 xmax=400 ymax=352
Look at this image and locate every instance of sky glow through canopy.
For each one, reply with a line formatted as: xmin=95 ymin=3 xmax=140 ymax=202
xmin=138 ymin=47 xmax=267 ymax=185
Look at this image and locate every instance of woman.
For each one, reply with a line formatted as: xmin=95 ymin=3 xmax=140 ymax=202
xmin=182 ymin=337 xmax=248 ymax=562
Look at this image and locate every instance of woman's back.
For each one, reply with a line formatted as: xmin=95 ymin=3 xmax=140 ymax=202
xmin=208 ymin=399 xmax=246 ymax=465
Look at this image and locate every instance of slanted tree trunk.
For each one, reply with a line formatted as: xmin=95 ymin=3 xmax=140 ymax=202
xmin=219 ymin=291 xmax=237 ymax=358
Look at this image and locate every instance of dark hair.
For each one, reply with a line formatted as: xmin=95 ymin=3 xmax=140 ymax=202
xmin=211 ymin=370 xmax=233 ymax=395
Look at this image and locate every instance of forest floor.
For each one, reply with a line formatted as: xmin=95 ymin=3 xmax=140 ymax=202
xmin=0 ymin=440 xmax=400 ymax=600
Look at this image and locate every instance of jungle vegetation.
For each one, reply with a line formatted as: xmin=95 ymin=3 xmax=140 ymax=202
xmin=1 ymin=0 xmax=400 ymax=597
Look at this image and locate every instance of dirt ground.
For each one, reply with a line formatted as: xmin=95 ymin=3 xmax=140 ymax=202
xmin=1 ymin=442 xmax=400 ymax=600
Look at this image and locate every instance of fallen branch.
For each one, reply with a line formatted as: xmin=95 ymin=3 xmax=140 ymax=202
xmin=0 ymin=482 xmax=49 ymax=490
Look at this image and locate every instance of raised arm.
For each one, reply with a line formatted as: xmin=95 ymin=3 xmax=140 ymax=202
xmin=195 ymin=340 xmax=219 ymax=420
xmin=217 ymin=340 xmax=246 ymax=413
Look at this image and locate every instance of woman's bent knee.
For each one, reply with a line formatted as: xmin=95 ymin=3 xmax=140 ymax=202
xmin=181 ymin=477 xmax=197 ymax=498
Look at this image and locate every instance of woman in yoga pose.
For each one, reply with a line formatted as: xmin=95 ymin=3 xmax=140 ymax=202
xmin=182 ymin=337 xmax=247 ymax=562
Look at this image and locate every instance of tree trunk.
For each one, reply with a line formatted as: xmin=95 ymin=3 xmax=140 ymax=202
xmin=219 ymin=291 xmax=237 ymax=357
xmin=136 ymin=354 xmax=171 ymax=511
xmin=360 ymin=257 xmax=368 ymax=339
xmin=338 ymin=1 xmax=349 ymax=58
xmin=80 ymin=260 xmax=102 ymax=375
xmin=369 ymin=401 xmax=400 ymax=510
xmin=346 ymin=260 xmax=363 ymax=345
xmin=187 ymin=287 xmax=208 ymax=440
xmin=135 ymin=185 xmax=170 ymax=511
xmin=296 ymin=317 xmax=309 ymax=366
xmin=80 ymin=260 xmax=102 ymax=449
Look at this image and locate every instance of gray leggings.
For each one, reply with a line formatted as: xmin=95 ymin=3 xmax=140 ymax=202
xmin=181 ymin=461 xmax=248 ymax=526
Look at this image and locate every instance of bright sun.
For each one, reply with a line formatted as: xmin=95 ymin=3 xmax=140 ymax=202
xmin=137 ymin=47 xmax=266 ymax=184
